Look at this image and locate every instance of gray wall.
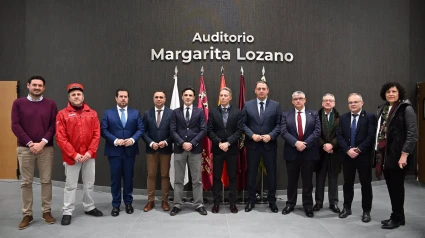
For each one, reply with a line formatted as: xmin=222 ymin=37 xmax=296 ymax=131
xmin=1 ymin=0 xmax=424 ymax=190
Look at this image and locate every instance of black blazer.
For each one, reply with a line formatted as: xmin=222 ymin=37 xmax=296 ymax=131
xmin=142 ymin=107 xmax=173 ymax=154
xmin=170 ymin=106 xmax=207 ymax=154
xmin=336 ymin=110 xmax=377 ymax=159
xmin=207 ymin=105 xmax=243 ymax=155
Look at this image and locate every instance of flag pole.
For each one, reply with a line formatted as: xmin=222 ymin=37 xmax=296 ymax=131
xmin=219 ymin=66 xmax=229 ymax=205
xmin=257 ymin=66 xmax=268 ymax=204
xmin=237 ymin=66 xmax=248 ymax=204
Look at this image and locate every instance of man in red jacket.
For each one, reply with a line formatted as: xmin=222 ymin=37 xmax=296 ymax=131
xmin=56 ymin=83 xmax=103 ymax=226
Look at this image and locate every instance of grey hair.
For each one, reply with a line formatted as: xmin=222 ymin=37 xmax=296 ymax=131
xmin=348 ymin=93 xmax=363 ymax=101
xmin=292 ymin=91 xmax=306 ymax=98
xmin=220 ymin=87 xmax=232 ymax=96
xmin=322 ymin=93 xmax=335 ymax=101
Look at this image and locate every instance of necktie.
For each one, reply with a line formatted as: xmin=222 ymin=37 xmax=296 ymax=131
xmin=297 ymin=111 xmax=304 ymax=140
xmin=259 ymin=102 xmax=264 ymax=118
xmin=120 ymin=108 xmax=126 ymax=127
xmin=185 ymin=107 xmax=190 ymax=122
xmin=222 ymin=108 xmax=228 ymax=127
xmin=156 ymin=109 xmax=162 ymax=127
xmin=350 ymin=114 xmax=358 ymax=147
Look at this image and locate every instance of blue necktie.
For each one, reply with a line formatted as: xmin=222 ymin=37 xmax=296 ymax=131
xmin=223 ymin=107 xmax=228 ymax=127
xmin=120 ymin=108 xmax=126 ymax=127
xmin=259 ymin=102 xmax=264 ymax=118
xmin=350 ymin=114 xmax=358 ymax=147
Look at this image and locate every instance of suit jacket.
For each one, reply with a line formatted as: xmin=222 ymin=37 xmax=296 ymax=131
xmin=207 ymin=105 xmax=243 ymax=155
xmin=170 ymin=106 xmax=207 ymax=154
xmin=242 ymin=99 xmax=281 ymax=150
xmin=101 ymin=107 xmax=144 ymax=157
xmin=281 ymin=108 xmax=321 ymax=161
xmin=317 ymin=107 xmax=341 ymax=173
xmin=142 ymin=107 xmax=173 ymax=154
xmin=336 ymin=110 xmax=377 ymax=160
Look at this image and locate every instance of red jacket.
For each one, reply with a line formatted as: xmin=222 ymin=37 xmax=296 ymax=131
xmin=56 ymin=103 xmax=100 ymax=165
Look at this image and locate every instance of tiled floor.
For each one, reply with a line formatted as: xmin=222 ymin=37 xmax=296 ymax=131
xmin=1 ymin=180 xmax=424 ymax=238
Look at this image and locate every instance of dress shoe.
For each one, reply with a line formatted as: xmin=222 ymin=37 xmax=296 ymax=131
xmin=381 ymin=218 xmax=405 ymax=226
xmin=111 ymin=207 xmax=120 ymax=217
xmin=329 ymin=204 xmax=340 ymax=213
xmin=42 ymin=212 xmax=56 ymax=224
xmin=282 ymin=206 xmax=294 ymax=215
xmin=125 ymin=204 xmax=134 ymax=214
xmin=170 ymin=207 xmax=181 ymax=216
xmin=144 ymin=201 xmax=155 ymax=212
xmin=269 ymin=202 xmax=278 ymax=213
xmin=339 ymin=208 xmax=352 ymax=218
xmin=230 ymin=204 xmax=238 ymax=214
xmin=162 ymin=201 xmax=170 ymax=211
xmin=85 ymin=208 xmax=103 ymax=217
xmin=211 ymin=204 xmax=219 ymax=213
xmin=61 ymin=215 xmax=72 ymax=226
xmin=382 ymin=219 xmax=401 ymax=229
xmin=313 ymin=203 xmax=323 ymax=212
xmin=245 ymin=203 xmax=255 ymax=212
xmin=362 ymin=211 xmax=371 ymax=223
xmin=195 ymin=206 xmax=208 ymax=215
xmin=18 ymin=215 xmax=33 ymax=230
xmin=305 ymin=208 xmax=314 ymax=218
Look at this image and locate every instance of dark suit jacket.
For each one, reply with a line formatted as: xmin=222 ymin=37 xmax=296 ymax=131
xmin=170 ymin=106 xmax=207 ymax=154
xmin=317 ymin=108 xmax=341 ymax=173
xmin=336 ymin=110 xmax=377 ymax=160
xmin=101 ymin=107 xmax=144 ymax=157
xmin=242 ymin=99 xmax=281 ymax=150
xmin=142 ymin=107 xmax=173 ymax=154
xmin=281 ymin=108 xmax=321 ymax=161
xmin=207 ymin=105 xmax=243 ymax=155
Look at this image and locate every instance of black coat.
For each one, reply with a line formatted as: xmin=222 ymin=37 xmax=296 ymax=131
xmin=376 ymin=100 xmax=418 ymax=171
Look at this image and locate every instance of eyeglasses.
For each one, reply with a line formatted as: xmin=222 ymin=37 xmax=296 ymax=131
xmin=348 ymin=101 xmax=361 ymax=105
xmin=292 ymin=97 xmax=305 ymax=101
xmin=323 ymin=99 xmax=335 ymax=102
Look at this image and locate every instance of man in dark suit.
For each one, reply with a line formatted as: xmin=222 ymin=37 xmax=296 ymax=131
xmin=207 ymin=87 xmax=243 ymax=214
xmin=314 ymin=93 xmax=341 ymax=214
xmin=169 ymin=87 xmax=207 ymax=216
xmin=101 ymin=88 xmax=144 ymax=217
xmin=242 ymin=80 xmax=281 ymax=213
xmin=142 ymin=91 xmax=173 ymax=212
xmin=281 ymin=91 xmax=321 ymax=217
xmin=336 ymin=93 xmax=376 ymax=222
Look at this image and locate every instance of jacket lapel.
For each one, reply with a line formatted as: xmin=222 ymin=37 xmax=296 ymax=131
xmin=158 ymin=108 xmax=169 ymax=128
xmin=356 ymin=110 xmax=366 ymax=134
xmin=115 ymin=108 xmax=124 ymax=128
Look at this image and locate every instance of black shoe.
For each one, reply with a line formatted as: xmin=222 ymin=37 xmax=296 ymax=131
xmin=362 ymin=211 xmax=371 ymax=223
xmin=282 ymin=206 xmax=294 ymax=215
xmin=111 ymin=207 xmax=120 ymax=217
xmin=339 ymin=208 xmax=352 ymax=218
xmin=329 ymin=204 xmax=340 ymax=213
xmin=230 ymin=204 xmax=238 ymax=214
xmin=313 ymin=203 xmax=323 ymax=212
xmin=269 ymin=202 xmax=278 ymax=213
xmin=125 ymin=204 xmax=134 ymax=214
xmin=382 ymin=220 xmax=401 ymax=229
xmin=305 ymin=208 xmax=314 ymax=218
xmin=195 ymin=206 xmax=207 ymax=215
xmin=85 ymin=208 xmax=103 ymax=217
xmin=381 ymin=218 xmax=405 ymax=226
xmin=61 ymin=215 xmax=72 ymax=226
xmin=211 ymin=204 xmax=219 ymax=213
xmin=245 ymin=203 xmax=255 ymax=212
xmin=170 ymin=207 xmax=181 ymax=216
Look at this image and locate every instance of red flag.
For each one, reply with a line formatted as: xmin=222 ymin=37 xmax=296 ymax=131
xmin=218 ymin=74 xmax=230 ymax=188
xmin=237 ymin=72 xmax=248 ymax=191
xmin=198 ymin=74 xmax=213 ymax=191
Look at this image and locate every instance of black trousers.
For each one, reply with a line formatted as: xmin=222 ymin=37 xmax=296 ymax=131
xmin=247 ymin=144 xmax=277 ymax=203
xmin=315 ymin=156 xmax=339 ymax=205
xmin=383 ymin=169 xmax=406 ymax=222
xmin=342 ymin=157 xmax=373 ymax=211
xmin=286 ymin=158 xmax=315 ymax=209
xmin=212 ymin=152 xmax=237 ymax=204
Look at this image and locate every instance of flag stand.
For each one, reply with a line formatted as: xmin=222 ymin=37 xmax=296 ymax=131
xmin=237 ymin=190 xmax=248 ymax=204
xmin=219 ymin=184 xmax=229 ymax=205
xmin=256 ymin=172 xmax=268 ymax=204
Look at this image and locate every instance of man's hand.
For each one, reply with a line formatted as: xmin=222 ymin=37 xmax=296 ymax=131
xmin=80 ymin=152 xmax=92 ymax=162
xmin=116 ymin=139 xmax=125 ymax=146
xmin=261 ymin=134 xmax=271 ymax=143
xmin=158 ymin=141 xmax=166 ymax=148
xmin=182 ymin=142 xmax=192 ymax=151
xmin=295 ymin=141 xmax=307 ymax=152
xmin=219 ymin=142 xmax=229 ymax=152
xmin=30 ymin=141 xmax=46 ymax=154
xmin=252 ymin=134 xmax=262 ymax=142
xmin=323 ymin=143 xmax=334 ymax=154
xmin=398 ymin=153 xmax=408 ymax=169
xmin=123 ymin=139 xmax=133 ymax=147
xmin=152 ymin=142 xmax=159 ymax=150
xmin=347 ymin=148 xmax=359 ymax=159
xmin=74 ymin=153 xmax=83 ymax=162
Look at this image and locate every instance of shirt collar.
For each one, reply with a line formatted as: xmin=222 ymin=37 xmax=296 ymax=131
xmin=27 ymin=94 xmax=43 ymax=102
xmin=155 ymin=106 xmax=165 ymax=111
xmin=117 ymin=105 xmax=128 ymax=111
xmin=184 ymin=104 xmax=193 ymax=110
xmin=221 ymin=105 xmax=230 ymax=110
xmin=256 ymin=98 xmax=267 ymax=105
xmin=295 ymin=107 xmax=305 ymax=113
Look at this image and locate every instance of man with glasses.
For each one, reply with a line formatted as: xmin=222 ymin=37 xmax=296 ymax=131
xmin=281 ymin=91 xmax=321 ymax=217
xmin=336 ymin=93 xmax=376 ymax=222
xmin=313 ymin=94 xmax=341 ymax=214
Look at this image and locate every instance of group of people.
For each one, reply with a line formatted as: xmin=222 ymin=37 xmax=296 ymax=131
xmin=12 ymin=76 xmax=417 ymax=231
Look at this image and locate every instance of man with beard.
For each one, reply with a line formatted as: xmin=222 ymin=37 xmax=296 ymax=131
xmin=56 ymin=83 xmax=103 ymax=225
xmin=101 ymin=88 xmax=144 ymax=216
xmin=12 ymin=76 xmax=57 ymax=229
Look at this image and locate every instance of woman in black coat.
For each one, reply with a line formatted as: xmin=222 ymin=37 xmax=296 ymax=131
xmin=375 ymin=82 xmax=418 ymax=229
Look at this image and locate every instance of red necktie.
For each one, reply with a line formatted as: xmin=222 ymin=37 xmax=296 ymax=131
xmin=297 ymin=111 xmax=304 ymax=141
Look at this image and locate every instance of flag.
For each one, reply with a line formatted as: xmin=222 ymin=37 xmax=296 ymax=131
xmin=198 ymin=73 xmax=213 ymax=191
xmin=169 ymin=73 xmax=189 ymax=188
xmin=218 ymin=73 xmax=230 ymax=188
xmin=237 ymin=71 xmax=248 ymax=191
